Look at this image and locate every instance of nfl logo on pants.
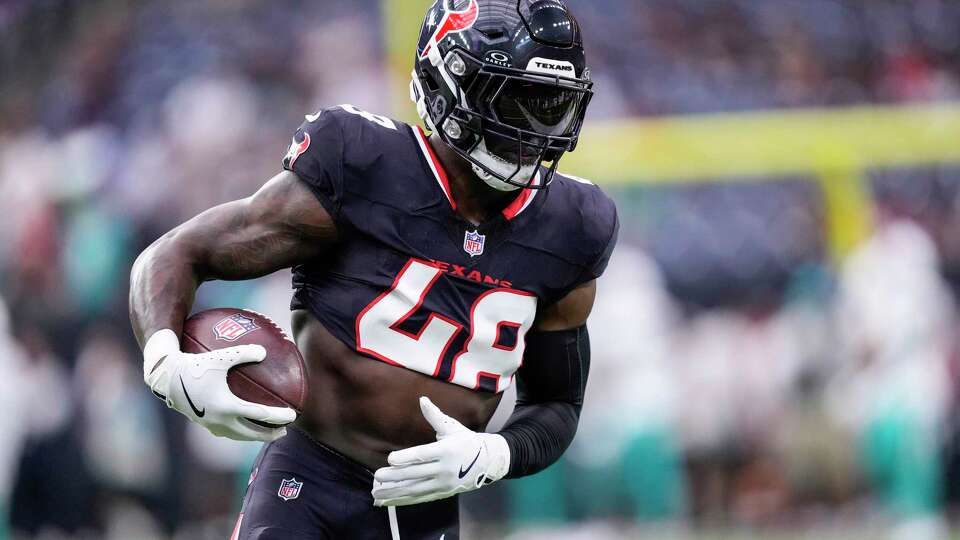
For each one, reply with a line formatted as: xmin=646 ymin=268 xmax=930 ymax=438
xmin=278 ymin=477 xmax=303 ymax=501
xmin=463 ymin=230 xmax=485 ymax=257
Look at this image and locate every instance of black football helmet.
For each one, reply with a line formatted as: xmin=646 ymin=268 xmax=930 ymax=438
xmin=411 ymin=0 xmax=593 ymax=191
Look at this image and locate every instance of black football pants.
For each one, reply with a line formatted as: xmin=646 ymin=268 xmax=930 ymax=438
xmin=232 ymin=426 xmax=459 ymax=540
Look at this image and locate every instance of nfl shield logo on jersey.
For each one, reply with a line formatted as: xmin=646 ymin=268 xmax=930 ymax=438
xmin=277 ymin=477 xmax=303 ymax=501
xmin=213 ymin=314 xmax=260 ymax=341
xmin=463 ymin=230 xmax=485 ymax=257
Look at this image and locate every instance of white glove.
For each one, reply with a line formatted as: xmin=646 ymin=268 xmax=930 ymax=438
xmin=372 ymin=396 xmax=510 ymax=507
xmin=143 ymin=329 xmax=296 ymax=442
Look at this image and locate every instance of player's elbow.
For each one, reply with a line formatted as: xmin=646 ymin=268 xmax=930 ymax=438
xmin=130 ymin=237 xmax=161 ymax=291
xmin=130 ymin=229 xmax=204 ymax=289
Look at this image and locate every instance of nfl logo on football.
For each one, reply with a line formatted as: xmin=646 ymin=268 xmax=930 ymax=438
xmin=213 ymin=314 xmax=260 ymax=341
xmin=463 ymin=230 xmax=485 ymax=257
xmin=277 ymin=477 xmax=303 ymax=501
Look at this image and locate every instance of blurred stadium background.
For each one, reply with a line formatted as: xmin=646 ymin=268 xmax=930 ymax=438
xmin=3 ymin=0 xmax=960 ymax=538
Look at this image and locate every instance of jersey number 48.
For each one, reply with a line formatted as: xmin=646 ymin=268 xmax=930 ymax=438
xmin=355 ymin=259 xmax=537 ymax=393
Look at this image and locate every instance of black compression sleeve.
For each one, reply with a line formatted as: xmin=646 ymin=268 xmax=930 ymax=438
xmin=499 ymin=401 xmax=580 ymax=478
xmin=499 ymin=325 xmax=590 ymax=478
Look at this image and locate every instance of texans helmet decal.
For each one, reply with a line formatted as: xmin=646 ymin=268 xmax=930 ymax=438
xmin=420 ymin=0 xmax=479 ymax=60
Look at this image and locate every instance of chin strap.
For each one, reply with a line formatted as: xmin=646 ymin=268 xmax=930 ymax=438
xmin=469 ymin=138 xmax=538 ymax=191
xmin=472 ymin=164 xmax=523 ymax=192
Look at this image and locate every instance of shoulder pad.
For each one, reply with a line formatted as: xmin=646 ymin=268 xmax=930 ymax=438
xmin=551 ymin=172 xmax=620 ymax=283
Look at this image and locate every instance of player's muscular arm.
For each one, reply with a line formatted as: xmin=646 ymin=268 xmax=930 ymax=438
xmin=129 ymin=171 xmax=336 ymax=346
xmin=128 ymin=171 xmax=335 ymax=442
xmin=533 ymin=280 xmax=596 ymax=331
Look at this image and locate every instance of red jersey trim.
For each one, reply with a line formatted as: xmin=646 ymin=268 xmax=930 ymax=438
xmin=500 ymin=171 xmax=541 ymax=220
xmin=414 ymin=126 xmax=457 ymax=210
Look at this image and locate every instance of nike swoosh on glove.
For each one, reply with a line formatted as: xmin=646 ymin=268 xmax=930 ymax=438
xmin=371 ymin=396 xmax=510 ymax=507
xmin=143 ymin=329 xmax=296 ymax=442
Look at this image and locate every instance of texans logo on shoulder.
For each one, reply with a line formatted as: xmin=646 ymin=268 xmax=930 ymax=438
xmin=284 ymin=132 xmax=311 ymax=169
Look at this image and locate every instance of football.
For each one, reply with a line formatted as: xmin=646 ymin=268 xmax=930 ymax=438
xmin=181 ymin=308 xmax=307 ymax=417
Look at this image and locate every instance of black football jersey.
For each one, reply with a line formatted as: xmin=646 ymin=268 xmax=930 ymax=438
xmin=283 ymin=105 xmax=618 ymax=394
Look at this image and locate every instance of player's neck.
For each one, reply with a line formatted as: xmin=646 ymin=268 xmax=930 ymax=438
xmin=428 ymin=133 xmax=516 ymax=225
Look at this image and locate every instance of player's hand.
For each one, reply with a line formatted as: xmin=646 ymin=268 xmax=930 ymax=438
xmin=142 ymin=329 xmax=296 ymax=442
xmin=372 ymin=396 xmax=510 ymax=507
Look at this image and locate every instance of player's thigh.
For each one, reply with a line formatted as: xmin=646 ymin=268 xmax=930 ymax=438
xmin=388 ymin=496 xmax=461 ymax=540
xmin=233 ymin=438 xmax=335 ymax=539
xmin=234 ymin=428 xmax=461 ymax=539
xmin=235 ymin=523 xmax=327 ymax=540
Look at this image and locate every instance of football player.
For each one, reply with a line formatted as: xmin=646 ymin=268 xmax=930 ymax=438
xmin=129 ymin=1 xmax=617 ymax=538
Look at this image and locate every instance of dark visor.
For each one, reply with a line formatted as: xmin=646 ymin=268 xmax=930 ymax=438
xmin=492 ymin=79 xmax=584 ymax=137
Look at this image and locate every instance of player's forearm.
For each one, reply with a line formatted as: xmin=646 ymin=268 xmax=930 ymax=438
xmin=128 ymin=208 xmax=273 ymax=347
xmin=499 ymin=400 xmax=580 ymax=478
xmin=129 ymin=233 xmax=203 ymax=348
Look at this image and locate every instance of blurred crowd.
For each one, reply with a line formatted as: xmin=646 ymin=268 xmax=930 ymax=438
xmin=2 ymin=1 xmax=960 ymax=539
xmin=582 ymin=0 xmax=960 ymax=116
